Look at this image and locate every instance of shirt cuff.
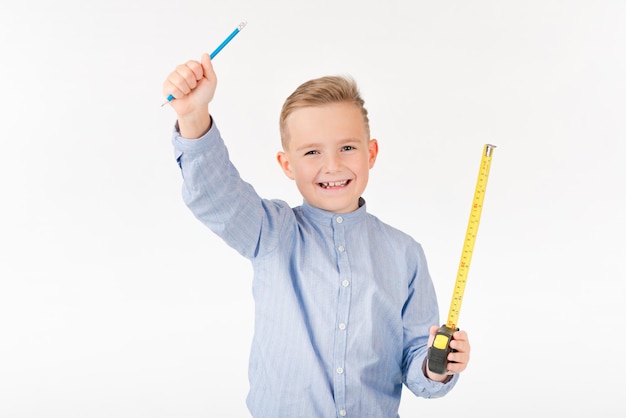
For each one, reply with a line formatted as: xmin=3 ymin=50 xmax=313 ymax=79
xmin=172 ymin=117 xmax=222 ymax=155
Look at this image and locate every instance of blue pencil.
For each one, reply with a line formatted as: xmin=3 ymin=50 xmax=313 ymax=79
xmin=162 ymin=21 xmax=247 ymax=106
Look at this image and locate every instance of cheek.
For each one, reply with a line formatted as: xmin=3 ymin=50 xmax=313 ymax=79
xmin=293 ymin=160 xmax=318 ymax=176
xmin=353 ymin=154 xmax=373 ymax=171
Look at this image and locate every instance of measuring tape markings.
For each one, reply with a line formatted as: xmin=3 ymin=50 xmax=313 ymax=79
xmin=447 ymin=144 xmax=494 ymax=329
xmin=428 ymin=144 xmax=495 ymax=374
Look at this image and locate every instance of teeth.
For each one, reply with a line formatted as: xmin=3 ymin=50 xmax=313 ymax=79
xmin=321 ymin=180 xmax=349 ymax=188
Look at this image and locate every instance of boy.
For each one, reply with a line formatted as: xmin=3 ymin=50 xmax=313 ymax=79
xmin=164 ymin=53 xmax=470 ymax=417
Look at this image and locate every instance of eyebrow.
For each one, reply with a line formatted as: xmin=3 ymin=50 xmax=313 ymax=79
xmin=294 ymin=138 xmax=363 ymax=153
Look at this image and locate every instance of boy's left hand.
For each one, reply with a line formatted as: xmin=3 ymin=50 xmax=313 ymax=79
xmin=426 ymin=325 xmax=471 ymax=381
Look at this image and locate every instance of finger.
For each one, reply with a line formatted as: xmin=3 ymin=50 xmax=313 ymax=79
xmin=162 ymin=59 xmax=205 ymax=100
xmin=186 ymin=59 xmax=204 ymax=81
xmin=427 ymin=325 xmax=439 ymax=347
xmin=162 ymin=78 xmax=186 ymax=101
xmin=201 ymin=53 xmax=216 ymax=82
xmin=450 ymin=335 xmax=470 ymax=353
xmin=163 ymin=74 xmax=192 ymax=101
xmin=174 ymin=63 xmax=200 ymax=91
xmin=449 ymin=339 xmax=467 ymax=351
xmin=445 ymin=361 xmax=467 ymax=374
xmin=447 ymin=350 xmax=469 ymax=364
xmin=452 ymin=330 xmax=469 ymax=342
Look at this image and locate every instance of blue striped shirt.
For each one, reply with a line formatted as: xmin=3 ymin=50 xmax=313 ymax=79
xmin=173 ymin=122 xmax=458 ymax=417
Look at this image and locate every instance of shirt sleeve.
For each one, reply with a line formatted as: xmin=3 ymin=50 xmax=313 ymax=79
xmin=401 ymin=242 xmax=460 ymax=398
xmin=171 ymin=120 xmax=289 ymax=259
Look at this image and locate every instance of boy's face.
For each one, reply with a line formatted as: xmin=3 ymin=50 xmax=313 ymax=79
xmin=277 ymin=102 xmax=378 ymax=214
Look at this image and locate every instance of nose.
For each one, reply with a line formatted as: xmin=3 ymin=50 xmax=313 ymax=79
xmin=322 ymin=152 xmax=341 ymax=173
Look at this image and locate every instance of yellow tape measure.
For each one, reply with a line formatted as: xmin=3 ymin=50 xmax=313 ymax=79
xmin=428 ymin=143 xmax=496 ymax=375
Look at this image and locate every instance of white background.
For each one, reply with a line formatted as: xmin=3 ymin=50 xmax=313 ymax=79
xmin=1 ymin=1 xmax=624 ymax=417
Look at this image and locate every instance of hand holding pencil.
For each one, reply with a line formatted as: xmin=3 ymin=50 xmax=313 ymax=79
xmin=162 ymin=53 xmax=216 ymax=120
xmin=162 ymin=21 xmax=246 ymax=138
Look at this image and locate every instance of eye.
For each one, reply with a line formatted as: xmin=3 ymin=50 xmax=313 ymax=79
xmin=304 ymin=150 xmax=319 ymax=156
xmin=342 ymin=145 xmax=356 ymax=151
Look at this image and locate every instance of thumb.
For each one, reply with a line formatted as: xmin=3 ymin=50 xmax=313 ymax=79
xmin=201 ymin=53 xmax=216 ymax=83
xmin=427 ymin=325 xmax=439 ymax=347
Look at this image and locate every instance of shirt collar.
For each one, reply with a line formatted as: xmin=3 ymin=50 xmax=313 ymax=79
xmin=301 ymin=197 xmax=367 ymax=225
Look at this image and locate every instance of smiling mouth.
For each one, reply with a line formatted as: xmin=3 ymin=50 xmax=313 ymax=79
xmin=319 ymin=180 xmax=351 ymax=189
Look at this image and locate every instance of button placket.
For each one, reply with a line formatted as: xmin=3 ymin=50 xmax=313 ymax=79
xmin=332 ymin=214 xmax=351 ymax=416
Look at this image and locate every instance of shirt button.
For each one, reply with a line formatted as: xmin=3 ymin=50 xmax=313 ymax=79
xmin=339 ymin=409 xmax=347 ymax=416
xmin=336 ymin=367 xmax=344 ymax=374
xmin=342 ymin=279 xmax=350 ymax=287
xmin=336 ymin=216 xmax=343 ymax=223
xmin=338 ymin=323 xmax=346 ymax=330
xmin=337 ymin=245 xmax=345 ymax=252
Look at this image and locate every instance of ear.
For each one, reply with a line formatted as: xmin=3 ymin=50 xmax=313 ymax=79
xmin=276 ymin=151 xmax=295 ymax=180
xmin=368 ymin=139 xmax=379 ymax=169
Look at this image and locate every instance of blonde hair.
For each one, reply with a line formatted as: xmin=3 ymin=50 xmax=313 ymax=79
xmin=279 ymin=75 xmax=370 ymax=150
